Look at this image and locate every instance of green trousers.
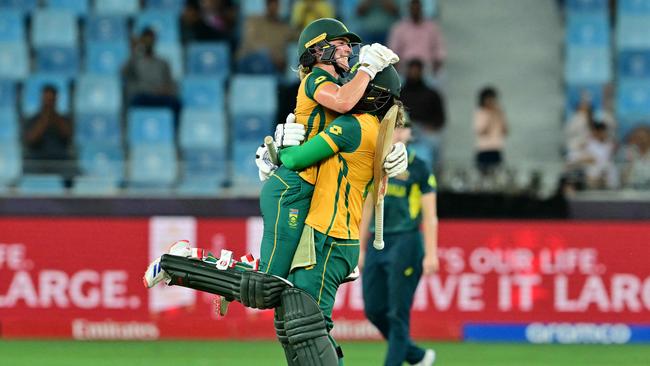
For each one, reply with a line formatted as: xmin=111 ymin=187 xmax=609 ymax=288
xmin=258 ymin=166 xmax=314 ymax=278
xmin=288 ymin=227 xmax=360 ymax=330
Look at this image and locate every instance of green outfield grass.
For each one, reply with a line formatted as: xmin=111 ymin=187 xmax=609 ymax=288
xmin=0 ymin=340 xmax=648 ymax=366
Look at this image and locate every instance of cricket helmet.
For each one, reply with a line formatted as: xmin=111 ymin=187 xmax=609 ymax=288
xmin=351 ymin=64 xmax=402 ymax=114
xmin=297 ymin=18 xmax=361 ymax=67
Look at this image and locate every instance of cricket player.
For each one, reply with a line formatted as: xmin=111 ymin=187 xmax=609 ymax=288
xmin=270 ymin=64 xmax=405 ymax=365
xmin=358 ymin=121 xmax=439 ymax=366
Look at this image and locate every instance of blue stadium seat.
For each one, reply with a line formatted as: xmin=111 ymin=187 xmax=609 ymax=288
xmin=564 ymin=47 xmax=611 ymax=84
xmin=22 ymin=74 xmax=70 ymax=116
xmin=618 ymin=0 xmax=650 ymax=15
xmin=0 ymin=108 xmax=18 ymax=141
xmin=79 ymin=144 xmax=125 ymax=180
xmin=565 ymin=84 xmax=604 ymax=116
xmin=179 ymin=109 xmax=226 ymax=149
xmin=35 ymin=46 xmax=79 ymax=77
xmin=566 ymin=0 xmax=607 ymax=13
xmin=566 ymin=15 xmax=609 ymax=47
xmin=187 ymin=42 xmax=230 ymax=77
xmin=284 ymin=43 xmax=299 ymax=84
xmin=146 ymin=0 xmax=184 ymax=13
xmin=232 ymin=141 xmax=262 ymax=185
xmin=181 ymin=149 xmax=227 ymax=181
xmin=0 ymin=142 xmax=21 ymax=185
xmin=94 ymin=0 xmax=139 ymax=16
xmin=618 ymin=50 xmax=650 ymax=79
xmin=617 ymin=15 xmax=650 ymax=50
xmin=46 ymin=0 xmax=89 ymax=16
xmin=128 ymin=107 xmax=174 ymax=145
xmin=72 ymin=176 xmax=120 ymax=196
xmin=0 ymin=10 xmax=24 ymax=42
xmin=176 ymin=176 xmax=223 ymax=196
xmin=128 ymin=144 xmax=178 ymax=187
xmin=134 ymin=10 xmax=179 ymax=44
xmin=616 ymin=80 xmax=650 ymax=119
xmin=31 ymin=10 xmax=78 ymax=48
xmin=241 ymin=0 xmax=290 ymax=19
xmin=0 ymin=0 xmax=37 ymax=15
xmin=232 ymin=115 xmax=274 ymax=142
xmin=0 ymin=79 xmax=15 ymax=107
xmin=236 ymin=51 xmax=278 ymax=74
xmin=17 ymin=174 xmax=65 ymax=195
xmin=228 ymin=75 xmax=278 ymax=117
xmin=75 ymin=113 xmax=121 ymax=147
xmin=75 ymin=75 xmax=121 ymax=114
xmin=85 ymin=41 xmax=129 ymax=75
xmin=0 ymin=42 xmax=29 ymax=80
xmin=181 ymin=77 xmax=225 ymax=111
xmin=85 ymin=15 xmax=128 ymax=43
xmin=156 ymin=42 xmax=184 ymax=80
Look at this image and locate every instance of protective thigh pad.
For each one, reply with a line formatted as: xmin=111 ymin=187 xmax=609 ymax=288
xmin=240 ymin=271 xmax=291 ymax=309
xmin=161 ymin=255 xmax=291 ymax=309
xmin=281 ymin=288 xmax=338 ymax=366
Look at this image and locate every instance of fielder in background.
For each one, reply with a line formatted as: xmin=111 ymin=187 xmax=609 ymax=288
xmin=359 ymin=119 xmax=439 ymax=366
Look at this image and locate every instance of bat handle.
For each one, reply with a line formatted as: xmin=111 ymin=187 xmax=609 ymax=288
xmin=264 ymin=136 xmax=279 ymax=165
xmin=373 ymin=199 xmax=385 ymax=250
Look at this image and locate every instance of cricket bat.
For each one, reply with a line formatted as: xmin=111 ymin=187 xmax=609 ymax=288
xmin=264 ymin=136 xmax=279 ymax=165
xmin=372 ymin=104 xmax=399 ymax=250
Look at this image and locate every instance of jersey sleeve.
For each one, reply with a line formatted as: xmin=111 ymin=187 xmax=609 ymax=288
xmin=304 ymin=69 xmax=338 ymax=100
xmin=416 ymin=159 xmax=437 ymax=194
xmin=319 ymin=114 xmax=361 ymax=153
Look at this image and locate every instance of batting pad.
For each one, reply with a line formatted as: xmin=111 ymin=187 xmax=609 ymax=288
xmin=160 ymin=254 xmax=291 ymax=309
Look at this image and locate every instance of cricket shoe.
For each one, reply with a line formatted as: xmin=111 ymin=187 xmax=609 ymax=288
xmin=143 ymin=240 xmax=193 ymax=288
xmin=413 ymin=349 xmax=436 ymax=366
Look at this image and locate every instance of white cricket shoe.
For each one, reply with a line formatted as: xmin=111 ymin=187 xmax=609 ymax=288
xmin=143 ymin=240 xmax=192 ymax=288
xmin=413 ymin=349 xmax=436 ymax=366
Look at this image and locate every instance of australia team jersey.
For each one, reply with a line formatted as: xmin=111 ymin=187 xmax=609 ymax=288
xmin=306 ymin=113 xmax=379 ymax=240
xmin=294 ymin=67 xmax=340 ymax=184
xmin=379 ymin=152 xmax=437 ymax=234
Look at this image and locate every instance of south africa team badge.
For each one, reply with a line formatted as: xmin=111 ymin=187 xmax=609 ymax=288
xmin=288 ymin=208 xmax=299 ymax=228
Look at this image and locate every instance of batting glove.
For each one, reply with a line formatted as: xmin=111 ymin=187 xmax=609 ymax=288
xmin=384 ymin=142 xmax=408 ymax=178
xmin=358 ymin=43 xmax=400 ymax=79
xmin=274 ymin=113 xmax=305 ymax=147
xmin=255 ymin=143 xmax=278 ymax=181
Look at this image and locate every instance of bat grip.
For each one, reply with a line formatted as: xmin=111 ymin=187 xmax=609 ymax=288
xmin=264 ymin=136 xmax=279 ymax=165
xmin=373 ymin=199 xmax=385 ymax=250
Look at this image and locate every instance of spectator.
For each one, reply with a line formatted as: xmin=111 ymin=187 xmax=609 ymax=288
xmin=290 ymin=0 xmax=335 ymax=30
xmin=388 ymin=0 xmax=446 ymax=76
xmin=236 ymin=0 xmax=295 ymax=74
xmin=122 ymin=28 xmax=181 ymax=127
xmin=474 ymin=86 xmax=508 ymax=175
xmin=180 ymin=0 xmax=223 ymax=44
xmin=23 ymin=85 xmax=75 ymax=179
xmin=567 ymin=121 xmax=619 ymax=190
xmin=199 ymin=0 xmax=237 ymax=48
xmin=356 ymin=0 xmax=400 ymax=44
xmin=620 ymin=126 xmax=650 ymax=189
xmin=400 ymin=59 xmax=445 ymax=171
xmin=565 ymin=87 xmax=616 ymax=156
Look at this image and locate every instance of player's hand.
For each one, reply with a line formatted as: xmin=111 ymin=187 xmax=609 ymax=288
xmin=255 ymin=144 xmax=278 ymax=181
xmin=274 ymin=113 xmax=305 ymax=147
xmin=358 ymin=43 xmax=399 ymax=79
xmin=383 ymin=142 xmax=408 ymax=177
xmin=370 ymin=43 xmax=399 ymax=65
xmin=423 ymin=252 xmax=439 ymax=275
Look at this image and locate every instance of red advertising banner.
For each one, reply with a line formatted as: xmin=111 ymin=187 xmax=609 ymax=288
xmin=1 ymin=218 xmax=649 ymax=341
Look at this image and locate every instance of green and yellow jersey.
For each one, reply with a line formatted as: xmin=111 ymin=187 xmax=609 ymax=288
xmin=305 ymin=113 xmax=379 ymax=240
xmin=294 ymin=67 xmax=340 ymax=184
xmin=377 ymin=152 xmax=437 ymax=234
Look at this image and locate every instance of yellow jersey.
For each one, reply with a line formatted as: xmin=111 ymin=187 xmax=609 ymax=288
xmin=294 ymin=67 xmax=340 ymax=184
xmin=305 ymin=113 xmax=379 ymax=240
